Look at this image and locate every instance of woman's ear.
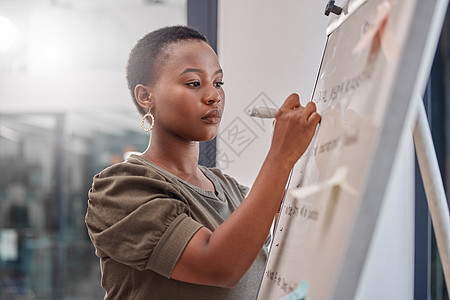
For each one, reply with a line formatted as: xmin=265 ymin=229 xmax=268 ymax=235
xmin=135 ymin=84 xmax=153 ymax=110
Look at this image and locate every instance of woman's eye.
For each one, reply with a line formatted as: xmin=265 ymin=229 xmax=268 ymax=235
xmin=214 ymin=81 xmax=224 ymax=88
xmin=186 ymin=81 xmax=200 ymax=87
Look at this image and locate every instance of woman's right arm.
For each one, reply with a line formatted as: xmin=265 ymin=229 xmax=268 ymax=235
xmin=171 ymin=93 xmax=321 ymax=288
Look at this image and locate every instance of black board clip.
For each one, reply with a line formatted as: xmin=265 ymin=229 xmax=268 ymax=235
xmin=325 ymin=0 xmax=343 ymax=16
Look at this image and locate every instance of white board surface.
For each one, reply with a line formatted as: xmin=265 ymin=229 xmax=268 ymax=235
xmin=257 ymin=0 xmax=448 ymax=299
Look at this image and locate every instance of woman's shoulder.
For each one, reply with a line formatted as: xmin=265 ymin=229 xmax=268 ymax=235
xmin=95 ymin=154 xmax=167 ymax=180
xmin=89 ymin=155 xmax=187 ymax=207
xmin=90 ymin=154 xmax=183 ymax=196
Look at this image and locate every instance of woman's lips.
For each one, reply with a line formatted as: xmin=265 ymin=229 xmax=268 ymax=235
xmin=201 ymin=108 xmax=222 ymax=124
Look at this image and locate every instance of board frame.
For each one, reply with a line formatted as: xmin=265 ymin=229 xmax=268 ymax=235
xmin=333 ymin=0 xmax=448 ymax=298
xmin=257 ymin=0 xmax=449 ymax=299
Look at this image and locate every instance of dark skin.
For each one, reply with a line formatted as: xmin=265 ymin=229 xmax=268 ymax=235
xmin=135 ymin=41 xmax=224 ymax=191
xmin=135 ymin=40 xmax=321 ymax=288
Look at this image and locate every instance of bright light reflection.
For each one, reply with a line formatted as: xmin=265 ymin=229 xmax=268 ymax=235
xmin=0 ymin=16 xmax=17 ymax=51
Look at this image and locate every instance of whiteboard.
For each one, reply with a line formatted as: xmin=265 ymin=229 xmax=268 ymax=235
xmin=257 ymin=0 xmax=448 ymax=299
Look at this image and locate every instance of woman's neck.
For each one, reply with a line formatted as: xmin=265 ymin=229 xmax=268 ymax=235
xmin=142 ymin=132 xmax=200 ymax=177
xmin=141 ymin=132 xmax=216 ymax=193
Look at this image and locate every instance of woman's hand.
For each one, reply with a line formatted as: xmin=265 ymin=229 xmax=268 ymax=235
xmin=269 ymin=93 xmax=321 ymax=168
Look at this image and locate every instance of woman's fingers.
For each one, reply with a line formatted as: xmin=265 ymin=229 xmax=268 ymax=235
xmin=303 ymin=101 xmax=316 ymax=116
xmin=304 ymin=102 xmax=321 ymax=125
xmin=278 ymin=96 xmax=321 ymax=127
xmin=270 ymin=94 xmax=321 ymax=166
xmin=279 ymin=93 xmax=300 ymax=112
xmin=308 ymin=111 xmax=321 ymax=125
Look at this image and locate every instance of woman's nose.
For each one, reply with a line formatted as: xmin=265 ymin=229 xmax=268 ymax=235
xmin=203 ymin=86 xmax=222 ymax=104
xmin=205 ymin=97 xmax=220 ymax=105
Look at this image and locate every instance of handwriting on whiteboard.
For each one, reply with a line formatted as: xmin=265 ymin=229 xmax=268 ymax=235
xmin=283 ymin=203 xmax=319 ymax=220
xmin=313 ymin=64 xmax=374 ymax=105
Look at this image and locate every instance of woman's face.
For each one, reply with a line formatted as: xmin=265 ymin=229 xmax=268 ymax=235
xmin=149 ymin=40 xmax=225 ymax=142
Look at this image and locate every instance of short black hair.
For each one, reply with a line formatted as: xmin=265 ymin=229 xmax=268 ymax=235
xmin=126 ymin=25 xmax=209 ymax=116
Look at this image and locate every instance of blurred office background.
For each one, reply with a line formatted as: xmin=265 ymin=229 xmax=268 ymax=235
xmin=0 ymin=0 xmax=186 ymax=298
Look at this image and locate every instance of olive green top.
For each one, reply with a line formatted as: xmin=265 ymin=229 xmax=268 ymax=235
xmin=86 ymin=155 xmax=268 ymax=299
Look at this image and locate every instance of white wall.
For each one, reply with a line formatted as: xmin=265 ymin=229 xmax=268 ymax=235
xmin=217 ymin=0 xmax=329 ymax=187
xmin=355 ymin=131 xmax=415 ymax=300
xmin=218 ymin=1 xmax=414 ymax=299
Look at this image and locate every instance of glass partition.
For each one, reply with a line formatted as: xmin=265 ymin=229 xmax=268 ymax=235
xmin=0 ymin=0 xmax=187 ymax=298
xmin=0 ymin=112 xmax=149 ymax=298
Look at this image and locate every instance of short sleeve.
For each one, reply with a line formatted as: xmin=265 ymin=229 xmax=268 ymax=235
xmin=85 ymin=163 xmax=204 ymax=278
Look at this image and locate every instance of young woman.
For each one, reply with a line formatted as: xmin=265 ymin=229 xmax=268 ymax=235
xmin=85 ymin=25 xmax=320 ymax=299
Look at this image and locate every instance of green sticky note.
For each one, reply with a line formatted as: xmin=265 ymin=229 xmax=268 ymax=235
xmin=280 ymin=280 xmax=310 ymax=300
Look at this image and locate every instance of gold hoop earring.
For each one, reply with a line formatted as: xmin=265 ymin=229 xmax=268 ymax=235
xmin=141 ymin=112 xmax=154 ymax=132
